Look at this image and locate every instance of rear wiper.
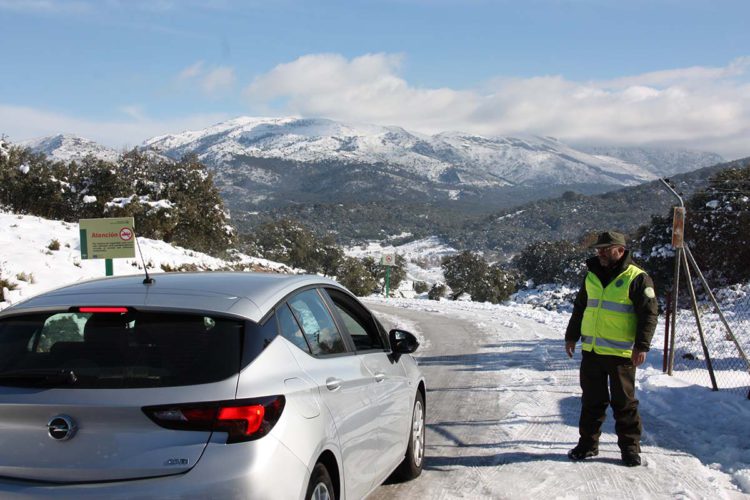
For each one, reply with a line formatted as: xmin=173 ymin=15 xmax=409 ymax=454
xmin=0 ymin=368 xmax=78 ymax=386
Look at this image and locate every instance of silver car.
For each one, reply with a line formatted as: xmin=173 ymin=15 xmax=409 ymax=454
xmin=0 ymin=272 xmax=425 ymax=499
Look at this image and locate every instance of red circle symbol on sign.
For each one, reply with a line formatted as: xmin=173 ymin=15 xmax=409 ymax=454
xmin=119 ymin=227 xmax=133 ymax=241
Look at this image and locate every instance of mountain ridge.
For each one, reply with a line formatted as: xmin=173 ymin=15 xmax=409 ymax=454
xmin=144 ymin=116 xmax=662 ymax=189
xmin=19 ymin=116 xmax=725 ymax=215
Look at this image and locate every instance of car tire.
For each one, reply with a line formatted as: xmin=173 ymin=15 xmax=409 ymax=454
xmin=305 ymin=463 xmax=335 ymax=500
xmin=393 ymin=391 xmax=425 ymax=480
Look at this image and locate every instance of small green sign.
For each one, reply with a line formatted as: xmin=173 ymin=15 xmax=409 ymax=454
xmin=79 ymin=217 xmax=136 ymax=260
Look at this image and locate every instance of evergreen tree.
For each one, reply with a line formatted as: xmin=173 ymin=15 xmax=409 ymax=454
xmin=442 ymin=251 xmax=488 ymax=300
xmin=684 ymin=166 xmax=750 ymax=285
xmin=0 ymin=144 xmax=234 ymax=256
xmin=336 ymin=257 xmax=378 ymax=296
xmin=470 ymin=264 xmax=518 ymax=303
xmin=515 ymin=240 xmax=588 ymax=286
xmin=251 ymin=218 xmax=318 ymax=271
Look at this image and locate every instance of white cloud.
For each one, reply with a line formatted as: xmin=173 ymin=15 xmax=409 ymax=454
xmin=201 ymin=66 xmax=236 ymax=94
xmin=178 ymin=61 xmax=205 ymax=81
xmin=244 ymin=53 xmax=750 ymax=159
xmin=177 ymin=62 xmax=235 ymax=96
xmin=0 ymin=104 xmax=229 ymax=150
xmin=600 ymin=57 xmax=750 ymax=89
xmin=118 ymin=105 xmax=146 ymax=121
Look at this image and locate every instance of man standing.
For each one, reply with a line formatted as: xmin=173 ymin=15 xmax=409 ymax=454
xmin=565 ymin=231 xmax=658 ymax=467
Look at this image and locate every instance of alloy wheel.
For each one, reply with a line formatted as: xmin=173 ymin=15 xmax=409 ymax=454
xmin=311 ymin=482 xmax=331 ymax=500
xmin=412 ymin=399 xmax=425 ymax=467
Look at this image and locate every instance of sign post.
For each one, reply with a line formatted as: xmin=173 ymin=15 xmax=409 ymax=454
xmin=672 ymin=207 xmax=685 ymax=248
xmin=79 ymin=217 xmax=136 ymax=276
xmin=380 ymin=253 xmax=396 ymax=298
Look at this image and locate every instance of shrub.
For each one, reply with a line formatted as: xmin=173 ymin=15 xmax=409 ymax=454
xmin=514 ymin=239 xmax=587 ymax=286
xmin=632 ymin=214 xmax=674 ymax=293
xmin=0 ymin=264 xmax=18 ymax=292
xmin=250 ymin=218 xmax=318 ymax=271
xmin=336 ymin=257 xmax=378 ymax=297
xmin=47 ymin=239 xmax=61 ymax=251
xmin=428 ymin=282 xmax=446 ymax=300
xmin=15 ymin=272 xmax=34 ymax=283
xmin=471 ymin=265 xmax=519 ymax=304
xmin=442 ymin=251 xmax=488 ymax=299
xmin=684 ymin=165 xmax=750 ymax=286
xmin=442 ymin=251 xmax=520 ymax=303
xmin=0 ymin=145 xmax=235 ymax=256
xmin=413 ymin=281 xmax=428 ymax=293
xmin=362 ymin=254 xmax=407 ymax=293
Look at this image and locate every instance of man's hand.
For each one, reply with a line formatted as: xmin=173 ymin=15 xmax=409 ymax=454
xmin=565 ymin=341 xmax=576 ymax=358
xmin=631 ymin=348 xmax=647 ymax=367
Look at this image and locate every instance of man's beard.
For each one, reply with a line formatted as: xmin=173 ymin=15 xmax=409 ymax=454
xmin=598 ymin=255 xmax=614 ymax=268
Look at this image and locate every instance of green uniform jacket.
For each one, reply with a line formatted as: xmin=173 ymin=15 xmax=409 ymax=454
xmin=565 ymin=250 xmax=659 ymax=352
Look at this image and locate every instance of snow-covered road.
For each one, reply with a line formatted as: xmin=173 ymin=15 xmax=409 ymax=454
xmin=367 ymin=301 xmax=748 ymax=499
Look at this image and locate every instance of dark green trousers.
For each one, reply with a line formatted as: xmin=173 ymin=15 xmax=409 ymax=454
xmin=577 ymin=350 xmax=642 ymax=454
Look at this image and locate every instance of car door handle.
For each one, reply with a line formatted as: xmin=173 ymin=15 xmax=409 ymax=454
xmin=374 ymin=373 xmax=385 ymax=383
xmin=325 ymin=377 xmax=342 ymax=391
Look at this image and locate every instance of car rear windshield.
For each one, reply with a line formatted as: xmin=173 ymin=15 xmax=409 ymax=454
xmin=0 ymin=310 xmax=244 ymax=388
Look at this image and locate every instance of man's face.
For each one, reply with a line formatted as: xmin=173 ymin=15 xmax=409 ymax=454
xmin=596 ymin=245 xmax=625 ymax=268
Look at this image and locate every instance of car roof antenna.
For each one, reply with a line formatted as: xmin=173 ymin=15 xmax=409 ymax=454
xmin=134 ymin=235 xmax=155 ymax=285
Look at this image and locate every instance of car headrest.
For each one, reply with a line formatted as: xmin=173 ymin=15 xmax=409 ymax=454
xmin=83 ymin=314 xmax=129 ymax=343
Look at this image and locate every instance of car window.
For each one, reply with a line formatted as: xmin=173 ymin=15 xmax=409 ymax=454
xmin=324 ymin=288 xmax=384 ymax=351
xmin=288 ymin=289 xmax=347 ymax=356
xmin=31 ymin=312 xmax=88 ymax=353
xmin=0 ymin=311 xmax=244 ymax=388
xmin=245 ymin=314 xmax=279 ymax=362
xmin=277 ymin=303 xmax=311 ymax=353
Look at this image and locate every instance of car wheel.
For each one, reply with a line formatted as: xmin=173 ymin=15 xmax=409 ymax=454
xmin=306 ymin=463 xmax=335 ymax=500
xmin=394 ymin=391 xmax=425 ymax=480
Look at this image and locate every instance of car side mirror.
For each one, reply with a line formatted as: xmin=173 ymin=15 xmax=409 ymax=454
xmin=389 ymin=329 xmax=419 ymax=354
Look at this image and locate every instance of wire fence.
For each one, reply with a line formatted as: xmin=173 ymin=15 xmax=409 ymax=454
xmin=667 ymin=280 xmax=750 ymax=398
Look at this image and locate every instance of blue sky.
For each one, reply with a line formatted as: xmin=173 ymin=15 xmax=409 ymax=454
xmin=1 ymin=0 xmax=749 ymax=157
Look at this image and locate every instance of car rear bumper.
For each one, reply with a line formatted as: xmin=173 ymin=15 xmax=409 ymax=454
xmin=0 ymin=433 xmax=310 ymax=500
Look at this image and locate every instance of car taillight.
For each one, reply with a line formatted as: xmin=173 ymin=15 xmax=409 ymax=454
xmin=143 ymin=396 xmax=285 ymax=444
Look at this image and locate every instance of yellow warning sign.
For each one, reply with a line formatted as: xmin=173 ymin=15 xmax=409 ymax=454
xmin=79 ymin=217 xmax=136 ymax=259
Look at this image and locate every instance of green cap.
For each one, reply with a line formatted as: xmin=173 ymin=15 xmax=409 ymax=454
xmin=590 ymin=231 xmax=627 ymax=248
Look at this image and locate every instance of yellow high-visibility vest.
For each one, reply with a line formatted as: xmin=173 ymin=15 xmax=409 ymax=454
xmin=580 ymin=264 xmax=644 ymax=358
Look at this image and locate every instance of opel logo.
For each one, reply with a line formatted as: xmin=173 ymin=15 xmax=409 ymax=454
xmin=47 ymin=415 xmax=77 ymax=441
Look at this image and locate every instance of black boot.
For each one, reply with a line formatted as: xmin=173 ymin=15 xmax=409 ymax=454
xmin=567 ymin=446 xmax=598 ymax=461
xmin=621 ymin=451 xmax=641 ymax=467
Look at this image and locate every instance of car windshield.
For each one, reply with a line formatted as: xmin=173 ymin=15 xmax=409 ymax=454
xmin=0 ymin=310 xmax=244 ymax=388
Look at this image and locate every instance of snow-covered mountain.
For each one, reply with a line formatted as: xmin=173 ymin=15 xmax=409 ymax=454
xmin=577 ymin=145 xmax=724 ymax=177
xmin=17 ymin=118 xmax=725 ymax=209
xmin=20 ymin=134 xmax=120 ymax=164
xmin=144 ymin=116 xmax=660 ymax=188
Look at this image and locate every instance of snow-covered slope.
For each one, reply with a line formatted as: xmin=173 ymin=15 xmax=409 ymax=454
xmin=19 ymin=134 xmax=120 ymax=164
xmin=0 ymin=211 xmax=292 ymax=310
xmin=578 ymin=145 xmax=724 ymax=177
xmin=145 ymin=117 xmax=659 ymax=188
xmin=346 ymin=236 xmax=458 ymax=289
